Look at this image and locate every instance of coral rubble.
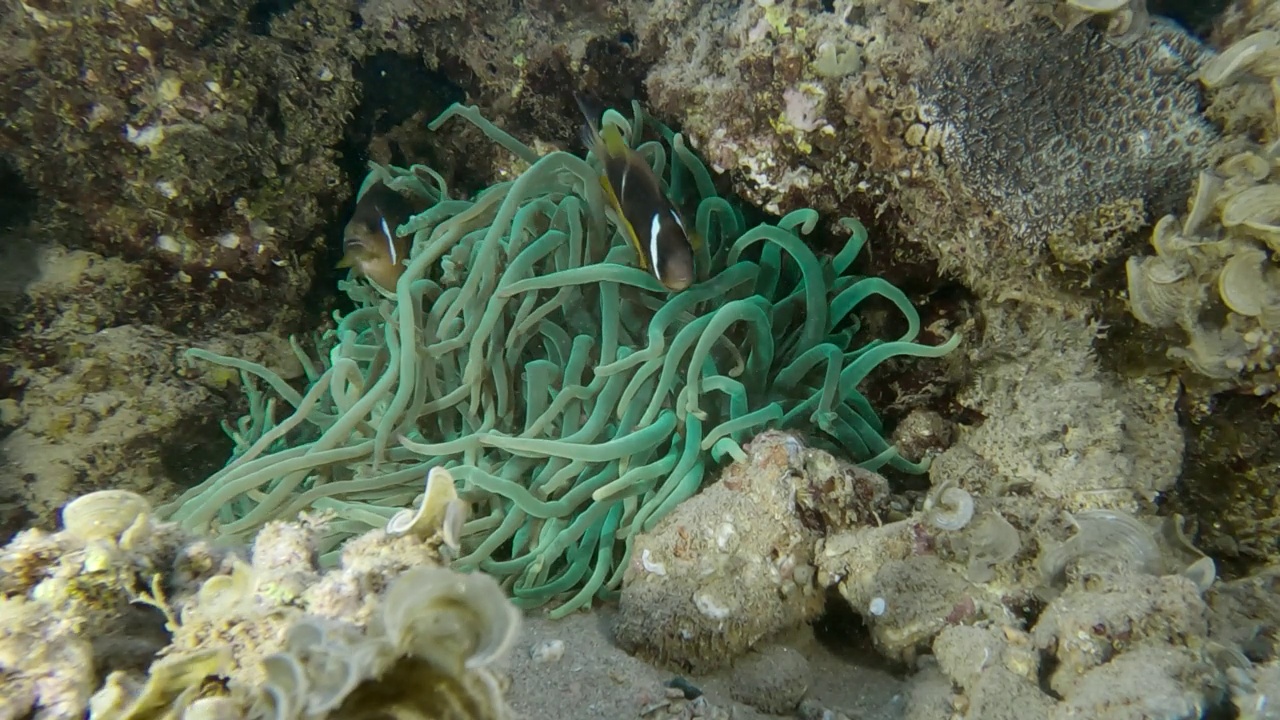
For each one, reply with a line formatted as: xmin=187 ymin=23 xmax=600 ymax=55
xmin=0 ymin=472 xmax=519 ymax=720
xmin=1123 ymin=23 xmax=1280 ymax=394
xmin=613 ymin=432 xmax=836 ymax=673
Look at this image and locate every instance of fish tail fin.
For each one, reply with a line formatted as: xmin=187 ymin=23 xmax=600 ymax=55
xmin=573 ymin=92 xmax=607 ymax=156
xmin=575 ymin=92 xmax=631 ymax=159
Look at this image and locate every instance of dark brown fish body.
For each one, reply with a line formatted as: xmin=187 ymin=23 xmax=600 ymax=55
xmin=340 ymin=181 xmax=426 ymax=291
xmin=575 ymin=94 xmax=697 ymax=292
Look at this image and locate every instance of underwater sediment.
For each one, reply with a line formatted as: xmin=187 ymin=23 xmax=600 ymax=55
xmin=3 ymin=1 xmax=1280 ymax=719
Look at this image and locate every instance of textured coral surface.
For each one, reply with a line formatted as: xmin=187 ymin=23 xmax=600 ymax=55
xmin=5 ymin=1 xmax=1280 ymax=718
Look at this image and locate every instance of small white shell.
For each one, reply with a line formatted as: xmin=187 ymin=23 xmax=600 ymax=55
xmin=441 ymin=499 xmax=468 ymax=553
xmin=966 ymin=512 xmax=1022 ymax=584
xmin=1182 ymin=173 xmax=1223 ymax=238
xmin=1151 ymin=214 xmax=1212 ymax=260
xmin=61 ymin=489 xmax=152 ymax=544
xmin=868 ymin=597 xmax=887 ymax=616
xmin=1126 ymin=255 xmax=1198 ymax=328
xmin=191 ymin=559 xmax=255 ymax=618
xmin=1039 ymin=510 xmax=1161 ymax=586
xmin=923 ymin=478 xmax=974 ymax=532
xmin=1183 ymin=556 xmax=1217 ymax=594
xmin=1221 ymin=185 xmax=1280 ymax=239
xmin=1218 ymin=153 xmax=1271 ymax=184
xmin=529 ymin=639 xmax=565 ymax=664
xmin=181 ymin=697 xmax=243 ymax=720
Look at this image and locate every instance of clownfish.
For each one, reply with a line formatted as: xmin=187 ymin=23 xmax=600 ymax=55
xmin=338 ymin=181 xmax=425 ymax=291
xmin=574 ymin=94 xmax=697 ymax=292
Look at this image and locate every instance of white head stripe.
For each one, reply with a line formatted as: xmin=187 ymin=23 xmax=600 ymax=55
xmin=649 ymin=213 xmax=663 ymax=281
xmin=670 ymin=208 xmax=685 ymax=230
xmin=380 ymin=216 xmax=398 ymax=265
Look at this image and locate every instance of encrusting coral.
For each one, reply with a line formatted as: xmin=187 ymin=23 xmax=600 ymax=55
xmin=1 ymin=469 xmax=522 ymax=720
xmin=164 ymin=101 xmax=959 ymax=617
xmin=612 ymin=431 xmax=877 ymax=673
xmin=641 ymin=0 xmax=1217 ymax=303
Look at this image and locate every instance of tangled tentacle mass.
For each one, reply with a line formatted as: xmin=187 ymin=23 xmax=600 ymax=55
xmin=162 ymin=102 xmax=959 ymax=616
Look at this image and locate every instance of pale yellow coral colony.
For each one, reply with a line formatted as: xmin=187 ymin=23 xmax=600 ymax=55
xmin=1126 ymin=29 xmax=1280 ymax=393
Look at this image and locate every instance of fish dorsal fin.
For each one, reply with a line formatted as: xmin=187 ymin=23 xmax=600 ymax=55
xmin=600 ymin=122 xmax=631 ymax=160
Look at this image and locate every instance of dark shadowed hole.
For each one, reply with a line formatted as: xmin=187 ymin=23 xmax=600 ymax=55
xmin=0 ymin=159 xmax=36 ymax=233
xmin=1149 ymin=0 xmax=1230 ymax=40
xmin=157 ymin=413 xmax=235 ymax=490
xmin=0 ymin=480 xmax=36 ymax=546
xmin=1038 ymin=654 xmax=1064 ymax=700
xmin=812 ymin=587 xmax=911 ymax=675
xmin=247 ymin=0 xmax=298 ymax=35
xmin=318 ymin=53 xmax=466 ymax=318
xmin=0 ymin=161 xmax=40 ymax=345
xmin=350 ymin=52 xmax=466 ymax=139
xmin=91 ymin=603 xmax=172 ymax=678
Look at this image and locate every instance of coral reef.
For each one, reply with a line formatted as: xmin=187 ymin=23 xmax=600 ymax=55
xmin=10 ymin=1 xmax=1280 ymax=718
xmin=0 ymin=0 xmax=356 ymax=335
xmin=0 ymin=471 xmax=520 ymax=720
xmin=613 ymin=432 xmax=843 ymax=673
xmin=641 ymin=0 xmax=1217 ymax=302
xmin=0 ymin=241 xmax=306 ymax=536
xmin=805 ymin=306 xmax=1256 ymax=717
xmin=931 ymin=307 xmax=1183 ymax=510
xmin=1123 ymin=22 xmax=1280 ymax=394
xmin=163 ymin=103 xmax=957 ymax=617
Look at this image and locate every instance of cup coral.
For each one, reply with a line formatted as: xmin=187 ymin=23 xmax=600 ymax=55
xmin=161 ymin=102 xmax=958 ymax=616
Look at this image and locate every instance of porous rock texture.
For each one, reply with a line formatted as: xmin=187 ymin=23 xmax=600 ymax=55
xmin=639 ymin=0 xmax=1217 ymax=303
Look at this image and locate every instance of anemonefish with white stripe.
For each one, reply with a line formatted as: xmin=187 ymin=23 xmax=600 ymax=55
xmin=338 ymin=181 xmax=426 ymax=291
xmin=574 ymin=94 xmax=698 ymax=293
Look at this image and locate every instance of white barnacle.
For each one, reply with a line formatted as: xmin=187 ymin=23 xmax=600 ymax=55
xmin=124 ymin=123 xmax=165 ymax=149
xmin=1197 ymin=30 xmax=1280 ymax=88
xmin=381 ymin=565 xmax=521 ymax=673
xmin=529 ymin=639 xmax=565 ymax=664
xmin=1039 ymin=509 xmax=1160 ymax=586
xmin=869 ymin=597 xmax=887 ymax=616
xmin=155 ymin=234 xmax=181 ymax=254
xmin=154 ymin=180 xmax=178 ymax=199
xmin=693 ymin=591 xmax=731 ymax=620
xmin=715 ymin=521 xmax=738 ymax=552
xmin=61 ymin=489 xmax=152 ymax=546
xmin=640 ymin=548 xmax=666 ymax=576
xmin=966 ymin=511 xmax=1022 ymax=583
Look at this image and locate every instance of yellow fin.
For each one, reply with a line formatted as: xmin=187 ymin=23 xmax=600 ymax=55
xmin=598 ymin=176 xmax=649 ymax=270
xmin=336 ymin=252 xmax=357 ymax=269
xmin=688 ymin=228 xmax=704 ymax=253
